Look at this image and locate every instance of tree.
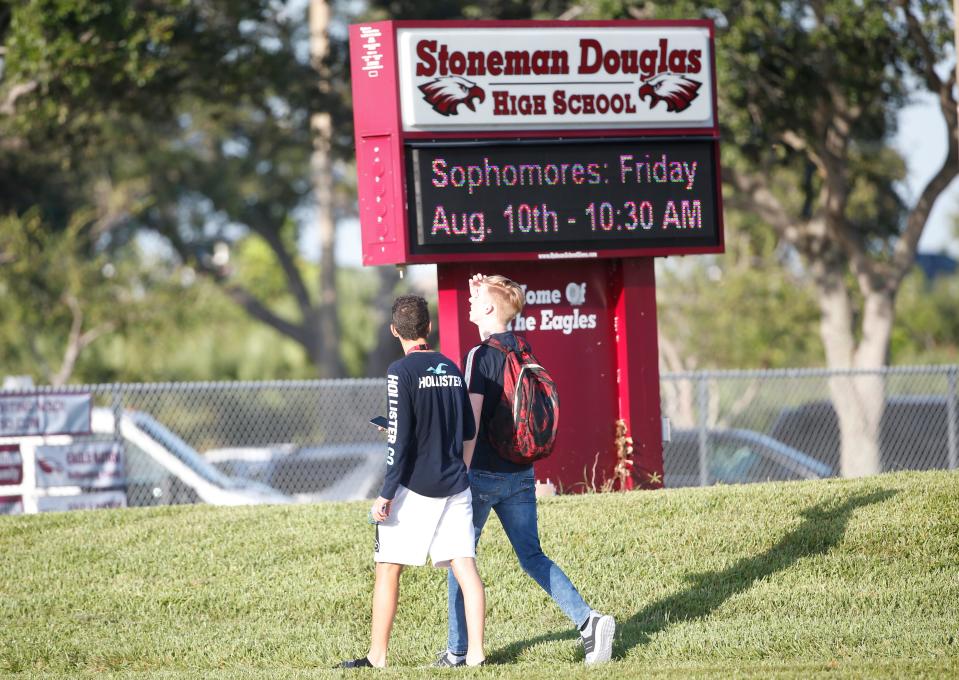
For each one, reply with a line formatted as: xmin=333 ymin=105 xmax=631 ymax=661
xmin=0 ymin=0 xmax=365 ymax=378
xmin=656 ymin=0 xmax=958 ymax=476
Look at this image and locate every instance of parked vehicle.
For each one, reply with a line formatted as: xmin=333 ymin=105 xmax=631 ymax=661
xmin=1 ymin=408 xmax=292 ymax=513
xmin=768 ymin=396 xmax=957 ymax=473
xmin=205 ymin=442 xmax=384 ymax=502
xmin=663 ymin=427 xmax=833 ymax=488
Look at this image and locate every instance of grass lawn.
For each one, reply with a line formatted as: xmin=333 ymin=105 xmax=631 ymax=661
xmin=1 ymin=471 xmax=957 ymax=678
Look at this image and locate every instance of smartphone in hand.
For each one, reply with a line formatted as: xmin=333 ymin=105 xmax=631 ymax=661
xmin=369 ymin=415 xmax=389 ymax=429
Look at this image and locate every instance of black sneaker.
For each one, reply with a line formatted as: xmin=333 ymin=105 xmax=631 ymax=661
xmin=433 ymin=650 xmax=467 ymax=668
xmin=580 ymin=611 xmax=615 ymax=664
xmin=340 ymin=656 xmax=374 ymax=669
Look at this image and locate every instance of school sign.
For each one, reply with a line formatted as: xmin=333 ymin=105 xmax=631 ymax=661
xmin=350 ymin=20 xmax=723 ymax=490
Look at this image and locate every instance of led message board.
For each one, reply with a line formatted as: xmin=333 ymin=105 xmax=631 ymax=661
xmin=348 ymin=20 xmax=723 ymax=264
xmin=407 ymin=137 xmax=719 ymax=256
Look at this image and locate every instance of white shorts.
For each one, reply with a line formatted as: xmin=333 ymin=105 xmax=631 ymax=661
xmin=374 ymin=485 xmax=475 ymax=568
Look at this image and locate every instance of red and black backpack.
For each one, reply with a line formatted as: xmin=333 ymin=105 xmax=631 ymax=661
xmin=480 ymin=335 xmax=560 ymax=464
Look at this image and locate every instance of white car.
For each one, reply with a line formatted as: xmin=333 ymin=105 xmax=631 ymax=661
xmin=205 ymin=442 xmax=385 ymax=503
xmin=664 ymin=427 xmax=833 ymax=488
xmin=1 ymin=408 xmax=292 ymax=513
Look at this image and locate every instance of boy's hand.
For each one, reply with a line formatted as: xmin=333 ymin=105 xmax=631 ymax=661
xmin=370 ymin=497 xmax=392 ymax=523
xmin=468 ymin=273 xmax=485 ymax=295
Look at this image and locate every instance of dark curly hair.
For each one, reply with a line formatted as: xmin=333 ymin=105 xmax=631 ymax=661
xmin=391 ymin=295 xmax=430 ymax=340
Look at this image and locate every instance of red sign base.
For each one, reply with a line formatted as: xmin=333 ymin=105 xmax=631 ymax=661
xmin=437 ymin=258 xmax=664 ymax=492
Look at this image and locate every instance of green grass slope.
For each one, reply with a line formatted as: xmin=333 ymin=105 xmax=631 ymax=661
xmin=1 ymin=471 xmax=957 ymax=679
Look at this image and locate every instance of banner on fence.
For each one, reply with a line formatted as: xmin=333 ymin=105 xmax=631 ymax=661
xmin=0 ymin=393 xmax=92 ymax=437
xmin=35 ymin=442 xmax=125 ymax=489
xmin=37 ymin=490 xmax=127 ymax=513
xmin=0 ymin=495 xmax=23 ymax=515
xmin=0 ymin=445 xmax=22 ymax=486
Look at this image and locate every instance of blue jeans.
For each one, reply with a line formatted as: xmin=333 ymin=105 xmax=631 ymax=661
xmin=446 ymin=467 xmax=592 ymax=654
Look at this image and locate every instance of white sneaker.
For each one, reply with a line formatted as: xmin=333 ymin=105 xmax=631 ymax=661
xmin=580 ymin=611 xmax=615 ymax=664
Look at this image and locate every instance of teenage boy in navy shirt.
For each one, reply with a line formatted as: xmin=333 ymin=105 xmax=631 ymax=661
xmin=341 ymin=295 xmax=486 ymax=669
xmin=436 ymin=274 xmax=616 ymax=667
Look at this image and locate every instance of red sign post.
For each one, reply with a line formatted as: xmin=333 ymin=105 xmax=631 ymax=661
xmin=349 ymin=20 xmax=723 ymax=490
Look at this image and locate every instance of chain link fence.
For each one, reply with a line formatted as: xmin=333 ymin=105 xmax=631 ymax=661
xmin=661 ymin=364 xmax=959 ymax=488
xmin=1 ymin=380 xmax=386 ymax=511
xmin=1 ymin=364 xmax=957 ymax=512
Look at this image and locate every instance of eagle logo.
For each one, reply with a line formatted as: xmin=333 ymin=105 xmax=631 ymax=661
xmin=638 ymin=72 xmax=702 ymax=113
xmin=36 ymin=456 xmax=63 ymax=474
xmin=418 ymin=76 xmax=485 ymax=116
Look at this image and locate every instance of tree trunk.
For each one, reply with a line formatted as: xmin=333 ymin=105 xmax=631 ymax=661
xmin=813 ymin=256 xmax=894 ymax=477
xmin=309 ymin=0 xmax=344 ymax=379
xmin=50 ymin=295 xmax=115 ymax=388
xmin=310 ymin=111 xmax=344 ymax=379
xmin=829 ymin=372 xmax=884 ymax=478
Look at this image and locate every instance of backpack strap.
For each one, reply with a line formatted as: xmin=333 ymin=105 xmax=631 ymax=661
xmin=483 ymin=336 xmax=506 ymax=353
xmin=483 ymin=335 xmax=532 ymax=357
xmin=463 ymin=344 xmax=482 ymax=390
xmin=514 ymin=336 xmax=533 ymax=357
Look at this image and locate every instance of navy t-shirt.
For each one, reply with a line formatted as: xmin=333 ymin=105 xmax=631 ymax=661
xmin=463 ymin=331 xmax=533 ymax=473
xmin=379 ymin=350 xmax=476 ymax=500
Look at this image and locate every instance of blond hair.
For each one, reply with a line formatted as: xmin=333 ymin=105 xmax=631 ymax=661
xmin=482 ymin=275 xmax=524 ymax=323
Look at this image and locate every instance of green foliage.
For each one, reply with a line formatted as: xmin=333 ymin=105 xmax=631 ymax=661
xmin=0 ymin=209 xmax=147 ymax=383
xmin=654 ymin=0 xmax=956 ymax=371
xmin=1 ymin=472 xmax=957 ymax=677
xmin=76 ymin=271 xmax=316 ymax=383
xmin=0 ymin=213 xmax=392 ymax=384
xmin=2 ymin=0 xmax=321 ymax=150
xmin=364 ymin=0 xmax=572 ymax=21
xmin=890 ymin=268 xmax=959 ymax=364
xmin=336 ymin=266 xmax=387 ymax=376
xmin=0 ymin=209 xmax=389 ymax=383
xmin=71 ymin=252 xmax=392 ymax=383
xmin=656 ymin=260 xmax=824 ymax=370
xmin=231 ymin=231 xmax=304 ymax=302
xmin=845 ymin=145 xmax=908 ymax=244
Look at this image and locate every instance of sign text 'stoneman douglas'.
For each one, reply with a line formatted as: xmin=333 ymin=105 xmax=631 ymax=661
xmin=397 ymin=26 xmax=714 ymax=131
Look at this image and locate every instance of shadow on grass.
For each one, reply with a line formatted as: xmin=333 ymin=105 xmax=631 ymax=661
xmin=489 ymin=489 xmax=897 ymax=664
